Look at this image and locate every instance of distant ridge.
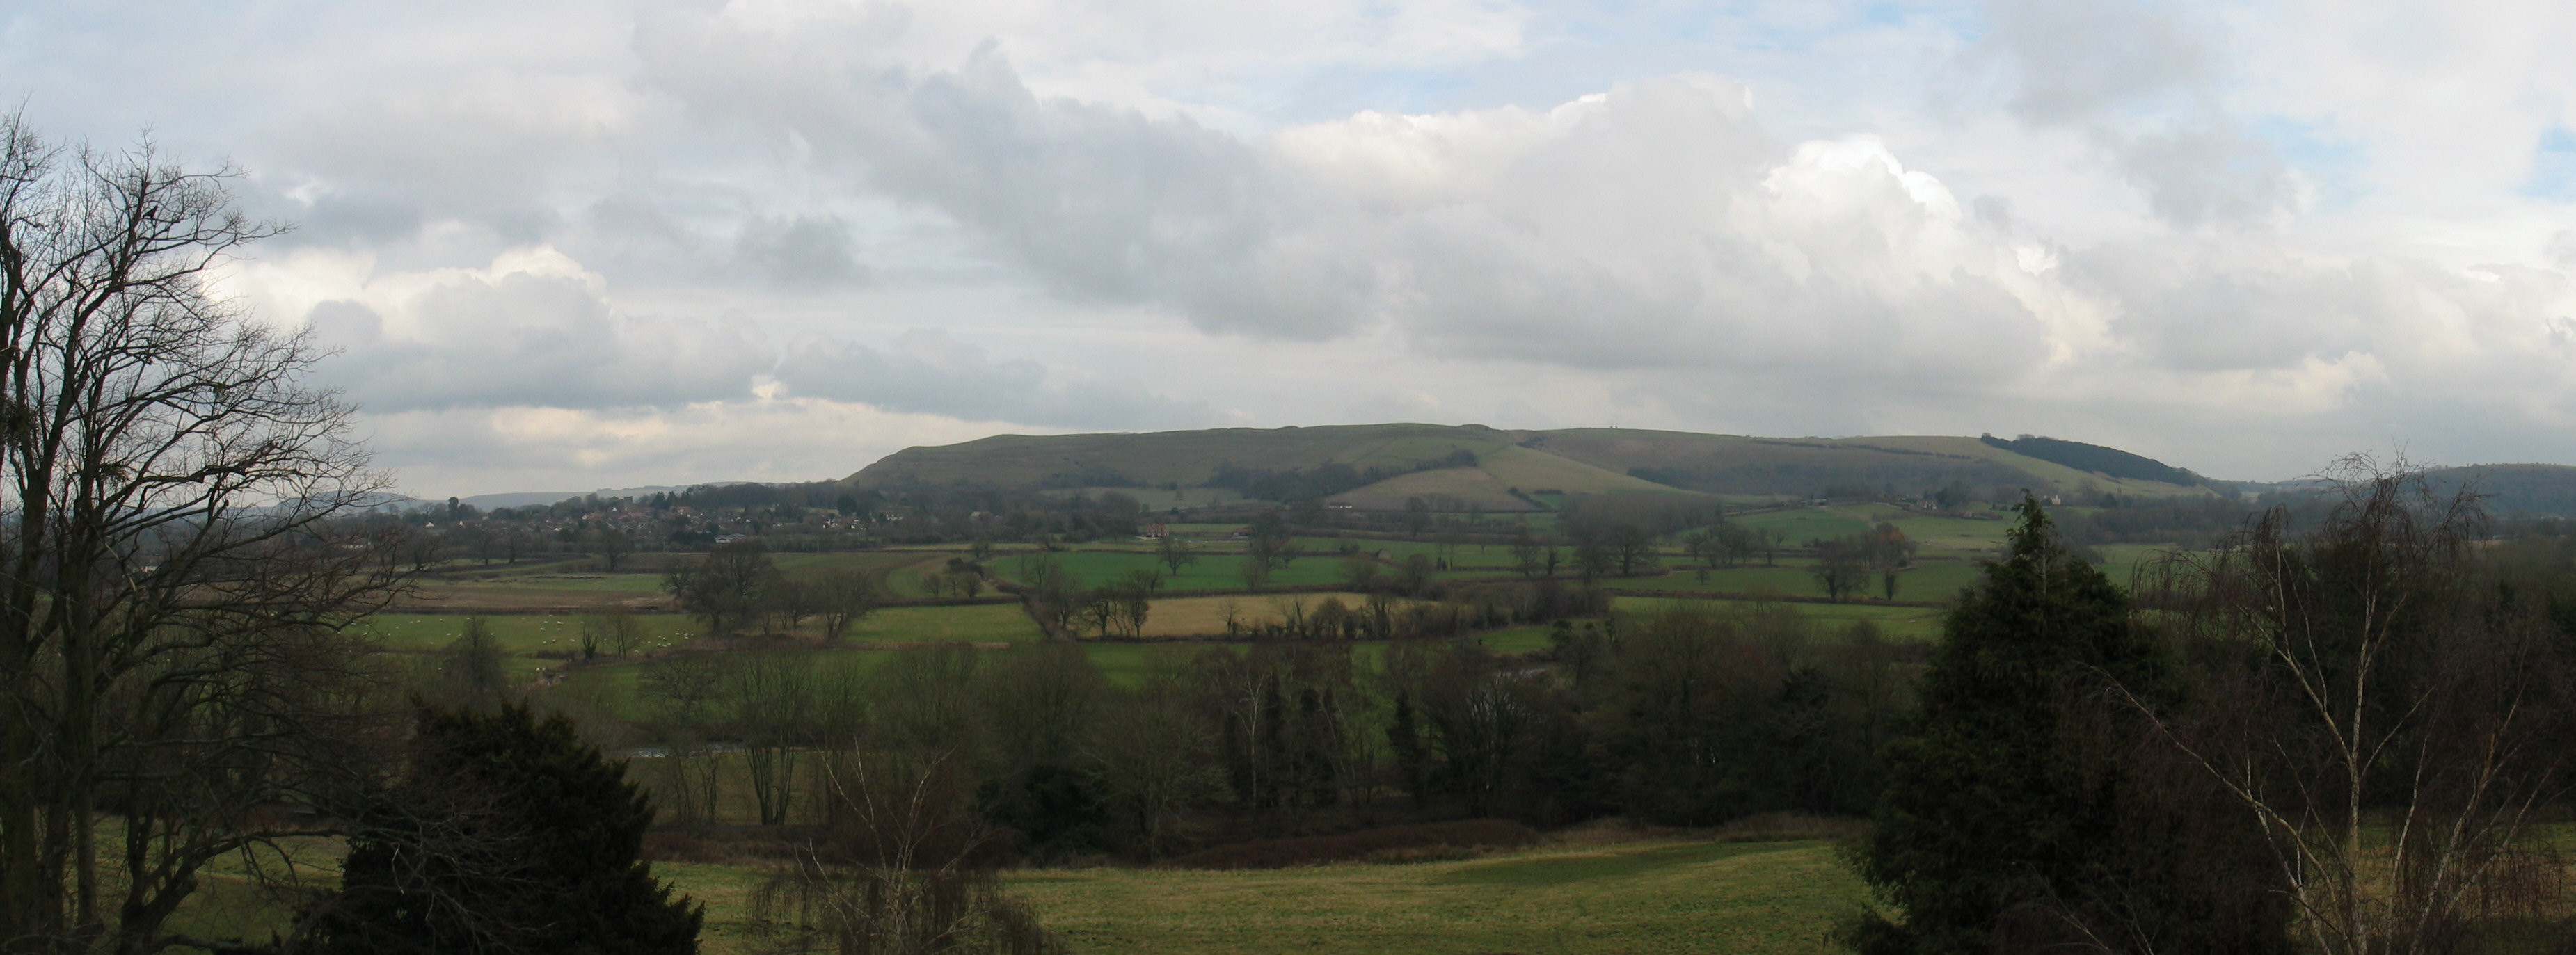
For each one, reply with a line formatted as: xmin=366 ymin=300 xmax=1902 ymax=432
xmin=1978 ymin=435 xmax=2210 ymax=488
xmin=846 ymin=424 xmax=2221 ymax=507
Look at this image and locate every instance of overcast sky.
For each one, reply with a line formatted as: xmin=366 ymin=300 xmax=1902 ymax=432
xmin=5 ymin=0 xmax=2573 ymax=495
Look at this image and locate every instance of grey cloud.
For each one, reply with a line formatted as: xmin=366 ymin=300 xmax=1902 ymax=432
xmin=772 ymin=329 xmax=1217 ymax=430
xmin=1978 ymin=0 xmax=2291 ymax=228
xmin=2065 ymin=240 xmax=2391 ymax=372
xmin=2108 ymin=118 xmax=2295 ymax=228
xmin=640 ymin=27 xmax=2063 ymax=396
xmin=1982 ymin=0 xmax=2212 ymax=124
xmin=639 ymin=25 xmax=1363 ymax=337
xmin=734 ymin=214 xmax=870 ymax=287
xmin=306 ymin=270 xmax=771 ymax=412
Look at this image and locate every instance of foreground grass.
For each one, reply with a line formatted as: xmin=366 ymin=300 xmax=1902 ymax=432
xmin=649 ymin=835 xmax=1866 ymax=955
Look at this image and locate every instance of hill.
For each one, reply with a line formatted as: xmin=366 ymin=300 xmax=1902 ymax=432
xmin=1522 ymin=430 xmax=2213 ymax=499
xmin=847 ymin=424 xmax=2223 ymax=508
xmin=2426 ymin=464 xmax=2576 ymax=517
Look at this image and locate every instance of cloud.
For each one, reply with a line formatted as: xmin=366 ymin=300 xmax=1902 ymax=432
xmin=282 ymin=249 xmax=774 ymax=412
xmin=1971 ymin=0 xmax=2293 ymax=229
xmin=641 ymin=25 xmax=2069 ymax=400
xmin=1981 ymin=0 xmax=2213 ymax=125
xmin=733 ymin=214 xmax=871 ymax=288
xmin=23 ymin=0 xmax=2576 ymax=492
xmin=2110 ymin=118 xmax=2296 ymax=228
xmin=772 ymin=328 xmax=1219 ymax=430
xmin=358 ymin=396 xmax=1026 ymax=495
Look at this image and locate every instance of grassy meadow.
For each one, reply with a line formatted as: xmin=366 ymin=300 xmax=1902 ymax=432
xmin=164 ymin=823 xmax=1866 ymax=955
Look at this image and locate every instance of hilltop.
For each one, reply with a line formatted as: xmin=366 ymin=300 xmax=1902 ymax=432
xmin=845 ymin=424 xmax=2220 ymax=508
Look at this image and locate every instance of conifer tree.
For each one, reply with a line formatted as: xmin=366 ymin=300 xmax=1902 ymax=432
xmin=301 ymin=704 xmax=703 ymax=954
xmin=1849 ymin=497 xmax=2168 ymax=954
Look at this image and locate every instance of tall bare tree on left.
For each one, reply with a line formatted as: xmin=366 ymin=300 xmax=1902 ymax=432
xmin=0 ymin=116 xmax=408 ymax=954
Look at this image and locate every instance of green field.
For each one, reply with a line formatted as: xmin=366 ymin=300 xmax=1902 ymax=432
xmin=1610 ymin=596 xmax=1946 ymax=641
xmin=844 ymin=603 xmax=1044 ymax=644
xmin=1732 ymin=507 xmax=1878 ymax=544
xmin=356 ymin=613 xmax=704 ymax=654
xmin=994 ymin=836 xmax=1864 ymax=954
xmin=1610 ymin=559 xmax=1982 ymax=604
xmin=168 ymin=830 xmax=1866 ymax=955
xmin=1003 ymin=551 xmax=1350 ymax=591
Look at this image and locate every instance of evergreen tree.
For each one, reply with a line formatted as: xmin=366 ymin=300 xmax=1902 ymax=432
xmin=1849 ymin=497 xmax=2170 ymax=954
xmin=301 ymin=704 xmax=702 ymax=954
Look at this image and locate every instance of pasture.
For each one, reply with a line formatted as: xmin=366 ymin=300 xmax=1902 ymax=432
xmin=164 ymin=826 xmax=1870 ymax=955
xmin=623 ymin=832 xmax=1868 ymax=955
xmin=1001 ymin=550 xmax=1350 ymax=591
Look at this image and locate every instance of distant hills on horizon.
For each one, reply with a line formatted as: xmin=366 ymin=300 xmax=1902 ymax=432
xmin=843 ymin=424 xmax=2225 ymax=511
xmin=408 ymin=424 xmax=2576 ymax=519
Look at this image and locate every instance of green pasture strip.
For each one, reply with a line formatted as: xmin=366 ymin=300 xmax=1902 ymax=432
xmin=461 ymin=572 xmax=668 ymax=592
xmin=355 ymin=612 xmax=703 ymax=654
xmin=1882 ymin=512 xmax=2012 ymax=554
xmin=997 ymin=837 xmax=1863 ymax=954
xmin=1477 ymin=625 xmax=1555 ymax=655
xmin=1601 ymin=559 xmax=1976 ymax=604
xmin=1003 ymin=551 xmax=1346 ymax=591
xmin=775 ymin=552 xmax=958 ymax=597
xmin=843 ymin=603 xmax=1044 ymax=644
xmin=1731 ymin=506 xmax=1877 ymax=543
xmin=1609 ymin=596 xmax=1945 ymax=641
xmin=1337 ymin=539 xmax=1524 ymax=568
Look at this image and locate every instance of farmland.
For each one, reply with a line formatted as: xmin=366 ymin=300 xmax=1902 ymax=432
xmin=267 ymin=496 xmax=2197 ymax=953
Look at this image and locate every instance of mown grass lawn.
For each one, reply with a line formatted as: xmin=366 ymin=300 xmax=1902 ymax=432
xmin=989 ymin=836 xmax=1867 ymax=955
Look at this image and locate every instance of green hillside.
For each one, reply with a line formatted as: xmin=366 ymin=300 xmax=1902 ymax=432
xmin=2426 ymin=463 xmax=2576 ymax=517
xmin=847 ymin=424 xmax=2221 ymax=506
xmin=1527 ymin=430 xmax=2211 ymax=500
xmin=849 ymin=423 xmax=1519 ymax=489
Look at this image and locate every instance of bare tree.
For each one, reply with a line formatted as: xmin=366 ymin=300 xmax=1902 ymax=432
xmin=2128 ymin=458 xmax=2576 ymax=954
xmin=1154 ymin=533 xmax=1196 ymax=575
xmin=578 ymin=605 xmax=649 ymax=659
xmin=590 ymin=524 xmax=633 ymax=572
xmin=721 ymin=654 xmax=816 ymax=826
xmin=0 ymin=118 xmax=408 ymax=952
xmin=809 ymin=568 xmax=887 ymax=643
xmin=665 ymin=541 xmax=777 ymax=634
xmin=1084 ymin=673 xmax=1222 ymax=856
xmin=753 ymin=749 xmax=1061 ymax=955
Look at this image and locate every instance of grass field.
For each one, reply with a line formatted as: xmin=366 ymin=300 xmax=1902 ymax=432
xmin=1880 ymin=511 xmax=2012 ymax=555
xmin=994 ymin=835 xmax=1866 ymax=954
xmin=1120 ymin=592 xmax=1384 ymax=637
xmin=356 ymin=613 xmax=706 ymax=655
xmin=844 ymin=603 xmax=1045 ymax=644
xmin=1605 ymin=559 xmax=1980 ymax=604
xmin=1732 ymin=507 xmax=1878 ymax=545
xmin=1003 ymin=551 xmax=1350 ymax=592
xmin=1609 ymin=597 xmax=1946 ymax=641
xmin=169 ymin=829 xmax=1866 ymax=955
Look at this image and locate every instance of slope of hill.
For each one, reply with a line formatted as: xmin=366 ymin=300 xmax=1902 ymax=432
xmin=1978 ymin=435 xmax=2209 ymax=487
xmin=1523 ymin=430 xmax=2213 ymax=500
xmin=1320 ymin=446 xmax=1678 ymax=511
xmin=847 ymin=424 xmax=2223 ymax=507
xmin=850 ymin=424 xmax=1519 ymax=489
xmin=2427 ymin=464 xmax=2576 ymax=517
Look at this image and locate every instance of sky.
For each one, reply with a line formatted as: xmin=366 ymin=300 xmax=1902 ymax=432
xmin=3 ymin=0 xmax=2573 ymax=496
